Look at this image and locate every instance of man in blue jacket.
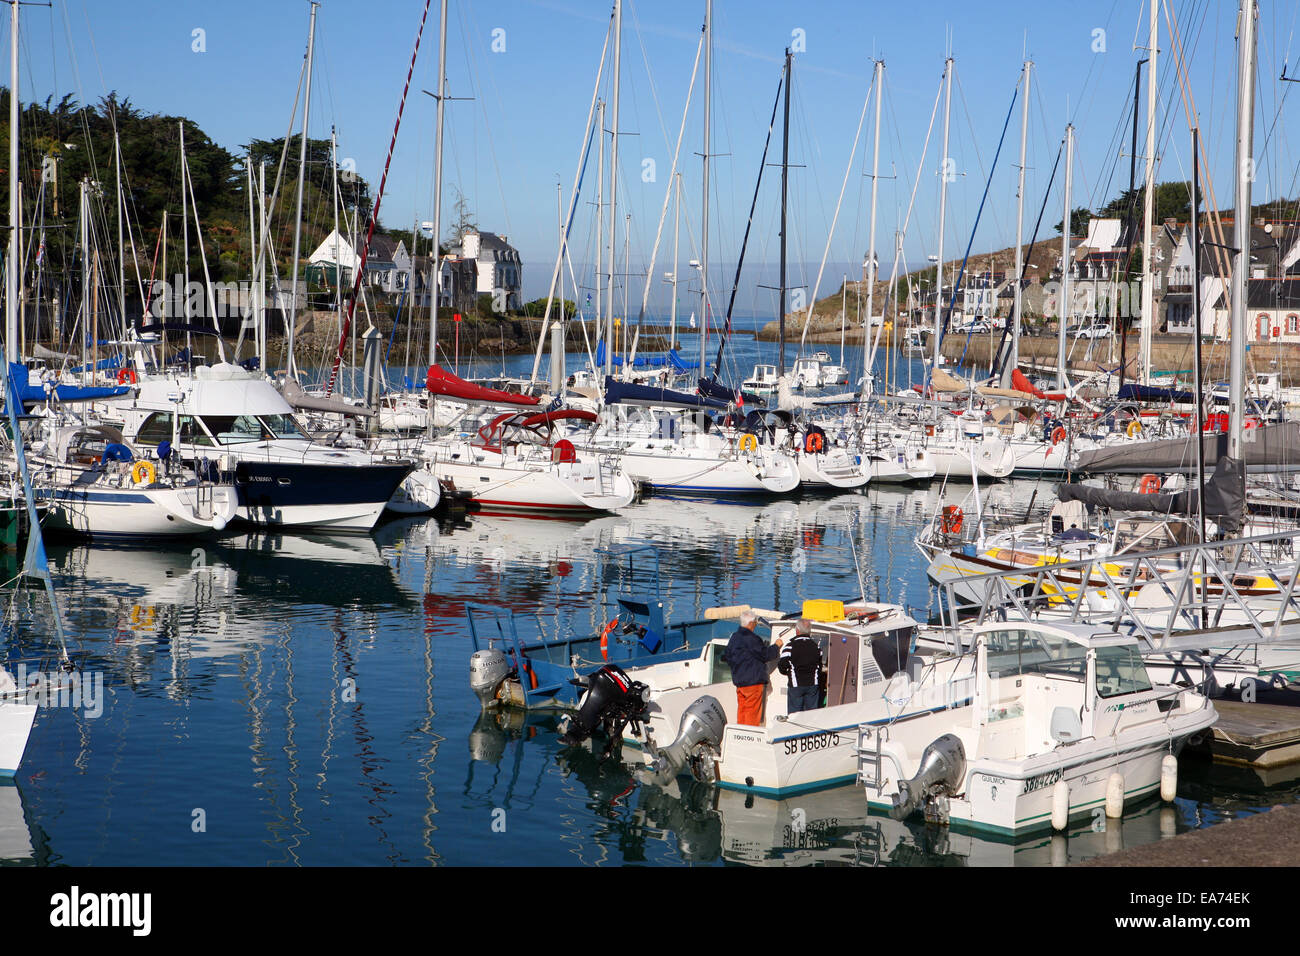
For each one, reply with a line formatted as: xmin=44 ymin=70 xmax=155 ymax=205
xmin=724 ymin=610 xmax=782 ymax=726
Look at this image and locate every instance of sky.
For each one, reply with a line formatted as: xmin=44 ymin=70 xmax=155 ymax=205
xmin=9 ymin=0 xmax=1300 ymax=316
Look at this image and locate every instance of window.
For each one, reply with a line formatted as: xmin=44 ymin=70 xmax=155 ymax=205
xmin=259 ymin=414 xmax=308 ymax=440
xmin=983 ymin=629 xmax=1087 ymax=682
xmin=1288 ymin=314 xmax=1299 ymax=335
xmin=197 ymin=415 xmax=267 ymax=444
xmin=136 ymin=412 xmax=173 ymax=446
xmin=178 ymin=415 xmax=214 ymax=447
xmin=1258 ymin=314 xmax=1271 ymax=339
xmin=1094 ymin=644 xmax=1153 ymax=698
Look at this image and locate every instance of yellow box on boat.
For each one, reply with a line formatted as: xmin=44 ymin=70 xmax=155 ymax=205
xmin=801 ymin=599 xmax=845 ymax=622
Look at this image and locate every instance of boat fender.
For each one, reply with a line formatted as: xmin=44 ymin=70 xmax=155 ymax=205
xmin=1160 ymin=754 xmax=1178 ymax=802
xmin=1105 ymin=772 xmax=1125 ymax=818
xmin=600 ymin=618 xmax=618 ymax=661
xmin=1050 ymin=779 xmax=1070 ymax=831
xmin=737 ymin=433 xmax=758 ymax=453
xmin=130 ymin=460 xmax=157 ymax=485
xmin=1137 ymin=474 xmax=1161 ymax=494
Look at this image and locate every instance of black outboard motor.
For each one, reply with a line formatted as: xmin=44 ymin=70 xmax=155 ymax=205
xmin=558 ymin=664 xmax=651 ymax=760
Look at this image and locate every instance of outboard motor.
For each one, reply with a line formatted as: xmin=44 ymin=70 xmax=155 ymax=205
xmin=469 ymin=648 xmax=512 ymax=709
xmin=638 ymin=695 xmax=727 ymax=786
xmin=557 ymin=664 xmax=650 ymax=760
xmin=890 ymin=734 xmax=966 ymax=822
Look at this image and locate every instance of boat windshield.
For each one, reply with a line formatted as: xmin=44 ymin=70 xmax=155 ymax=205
xmin=1094 ymin=644 xmax=1153 ymax=698
xmin=197 ymin=415 xmax=269 ymax=444
xmin=260 ymin=413 xmax=309 ymax=440
xmin=983 ymin=628 xmax=1087 ymax=682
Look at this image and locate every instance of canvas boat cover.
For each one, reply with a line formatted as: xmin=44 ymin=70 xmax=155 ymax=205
xmin=426 ymin=364 xmax=539 ymax=406
xmin=1072 ymin=421 xmax=1300 ymax=475
xmin=1055 ymin=456 xmax=1245 ymax=533
xmin=603 ymin=375 xmax=727 ymax=409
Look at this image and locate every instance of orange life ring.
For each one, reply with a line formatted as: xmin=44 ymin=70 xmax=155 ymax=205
xmin=600 ymin=618 xmax=618 ymax=661
xmin=1244 ymin=416 xmax=1261 ymax=430
xmin=1051 ymin=426 xmax=1067 ymax=446
xmin=924 ymin=424 xmax=936 ymax=438
xmin=804 ymin=432 xmax=825 ymax=454
xmin=117 ymin=367 xmax=138 ymax=385
xmin=521 ymin=657 xmax=539 ymax=690
xmin=940 ymin=505 xmax=964 ymax=535
xmin=1138 ymin=473 xmax=1161 ymax=494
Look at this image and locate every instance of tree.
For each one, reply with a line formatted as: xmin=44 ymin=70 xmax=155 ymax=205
xmin=521 ymin=297 xmax=575 ymax=318
xmin=1054 ymin=206 xmax=1093 ymax=237
xmin=445 ymin=187 xmax=477 ymax=251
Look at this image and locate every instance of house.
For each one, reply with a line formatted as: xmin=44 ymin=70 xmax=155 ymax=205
xmin=307 ymin=229 xmax=361 ymax=286
xmin=458 ymin=231 xmax=522 ymax=311
xmin=306 ymin=230 xmax=413 ymax=297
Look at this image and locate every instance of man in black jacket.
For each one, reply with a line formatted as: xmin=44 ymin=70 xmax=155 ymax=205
xmin=723 ymin=610 xmax=782 ymax=726
xmin=778 ymin=618 xmax=824 ymax=714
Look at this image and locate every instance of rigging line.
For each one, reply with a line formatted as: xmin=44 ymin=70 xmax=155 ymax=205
xmin=933 ymin=79 xmax=1019 ymax=380
xmin=795 ymin=69 xmax=876 ymax=361
xmin=711 ymin=67 xmax=782 ymax=381
xmin=326 ymin=0 xmax=434 ymax=397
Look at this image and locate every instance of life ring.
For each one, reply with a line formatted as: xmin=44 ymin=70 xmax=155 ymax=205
xmin=940 ymin=505 xmax=964 ymax=535
xmin=117 ymin=367 xmax=138 ymax=385
xmin=1050 ymin=426 xmax=1067 ymax=446
xmin=804 ymin=432 xmax=825 ymax=454
xmin=1244 ymin=416 xmax=1260 ymax=430
xmin=737 ymin=433 xmax=758 ymax=453
xmin=600 ymin=618 xmax=618 ymax=661
xmin=130 ymin=460 xmax=157 ymax=485
xmin=521 ymin=657 xmax=539 ymax=690
xmin=924 ymin=424 xmax=936 ymax=438
xmin=1126 ymin=420 xmax=1143 ymax=438
xmin=1138 ymin=473 xmax=1161 ymax=494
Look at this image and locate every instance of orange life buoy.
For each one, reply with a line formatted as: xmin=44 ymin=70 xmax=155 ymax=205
xmin=1244 ymin=416 xmax=1261 ymax=430
xmin=804 ymin=432 xmax=825 ymax=454
xmin=600 ymin=618 xmax=618 ymax=661
xmin=1051 ymin=426 xmax=1067 ymax=446
xmin=1138 ymin=473 xmax=1162 ymax=494
xmin=117 ymin=367 xmax=138 ymax=385
xmin=521 ymin=657 xmax=539 ymax=690
xmin=925 ymin=424 xmax=936 ymax=438
xmin=940 ymin=505 xmax=964 ymax=535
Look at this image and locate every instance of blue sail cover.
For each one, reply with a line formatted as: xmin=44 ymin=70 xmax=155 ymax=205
xmin=667 ymin=349 xmax=699 ymax=372
xmin=8 ymin=363 xmax=131 ymax=405
xmin=595 ymin=340 xmax=674 ymax=369
xmin=603 ymin=375 xmax=727 ymax=409
xmin=69 ymin=355 xmax=123 ymax=374
xmin=1117 ymin=384 xmax=1195 ymax=404
xmin=697 ymin=376 xmax=763 ymax=407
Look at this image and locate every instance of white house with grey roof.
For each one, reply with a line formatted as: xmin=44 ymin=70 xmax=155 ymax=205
xmin=458 ymin=230 xmax=522 ymax=311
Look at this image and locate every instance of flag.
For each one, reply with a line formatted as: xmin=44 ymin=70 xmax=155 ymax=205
xmin=34 ymin=232 xmax=44 ymax=267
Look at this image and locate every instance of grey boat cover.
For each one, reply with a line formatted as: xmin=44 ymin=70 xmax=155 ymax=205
xmin=1072 ymin=421 xmax=1300 ymax=475
xmin=1055 ymin=456 xmax=1245 ymax=533
xmin=281 ymin=378 xmax=377 ymax=418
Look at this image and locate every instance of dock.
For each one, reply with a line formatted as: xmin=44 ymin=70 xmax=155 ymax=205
xmin=1080 ymin=802 xmax=1300 ymax=867
xmin=1198 ymin=698 xmax=1300 ymax=769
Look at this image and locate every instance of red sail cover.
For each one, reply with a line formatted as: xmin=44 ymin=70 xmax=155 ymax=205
xmin=426 ymin=365 xmax=539 ymax=405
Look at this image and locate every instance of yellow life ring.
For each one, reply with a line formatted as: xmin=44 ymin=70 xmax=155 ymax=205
xmin=738 ymin=433 xmax=758 ymax=453
xmin=1126 ymin=420 xmax=1143 ymax=438
xmin=131 ymin=460 xmax=157 ymax=485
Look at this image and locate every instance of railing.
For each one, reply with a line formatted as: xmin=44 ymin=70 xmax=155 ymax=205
xmin=944 ymin=530 xmax=1300 ymax=651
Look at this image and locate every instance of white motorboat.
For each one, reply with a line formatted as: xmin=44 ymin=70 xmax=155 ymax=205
xmin=859 ymin=621 xmax=1216 ymax=836
xmin=0 ymin=667 xmax=35 ymax=779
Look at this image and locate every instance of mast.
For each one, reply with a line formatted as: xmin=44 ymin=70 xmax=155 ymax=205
xmin=931 ymin=57 xmax=953 ymax=380
xmin=605 ymin=0 xmax=621 ymax=375
xmin=181 ymin=122 xmax=191 ymax=358
xmin=1139 ymin=0 xmax=1157 ymax=385
xmin=5 ymin=0 xmax=16 ymax=363
xmin=331 ymin=127 xmax=341 ymax=341
xmin=1191 ymin=126 xmax=1207 ymax=543
xmin=778 ymin=47 xmax=791 ymax=377
xmin=550 ymin=182 xmax=564 ymax=389
xmin=1229 ymin=0 xmax=1256 ymax=471
xmin=670 ymin=172 xmax=680 ymax=351
xmin=256 ymin=162 xmax=268 ymax=371
xmin=596 ymin=98 xmax=605 ymax=372
xmin=1058 ymin=124 xmax=1074 ymax=390
xmin=1003 ymin=59 xmax=1031 ymax=387
xmin=699 ymin=0 xmax=712 ymax=374
xmin=288 ymin=1 xmax=318 ymax=379
xmin=79 ymin=180 xmax=87 ymax=385
xmin=863 ymin=57 xmax=882 ymax=391
xmin=429 ymin=0 xmax=447 ymax=366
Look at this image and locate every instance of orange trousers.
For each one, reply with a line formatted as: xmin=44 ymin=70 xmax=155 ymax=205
xmin=736 ymin=684 xmax=765 ymax=726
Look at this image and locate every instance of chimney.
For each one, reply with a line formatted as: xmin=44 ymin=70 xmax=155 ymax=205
xmin=1164 ymin=217 xmax=1177 ymax=229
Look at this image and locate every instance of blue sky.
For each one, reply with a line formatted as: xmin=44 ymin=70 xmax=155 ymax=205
xmin=10 ymin=1 xmax=1300 ymax=313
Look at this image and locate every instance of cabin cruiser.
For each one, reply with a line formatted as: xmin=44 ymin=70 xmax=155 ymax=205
xmin=19 ymin=421 xmax=237 ymax=537
xmin=740 ymin=364 xmax=779 ymax=401
xmin=859 ymin=621 xmax=1215 ymax=836
xmin=107 ymin=364 xmax=414 ymax=531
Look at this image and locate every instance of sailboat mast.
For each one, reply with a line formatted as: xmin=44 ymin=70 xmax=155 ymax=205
xmin=6 ymin=0 xmax=17 ymax=363
xmin=551 ymin=181 xmax=564 ymax=389
xmin=699 ymin=0 xmax=712 ymax=374
xmin=1004 ymin=59 xmax=1031 ymax=387
xmin=288 ymin=1 xmax=318 ymax=379
xmin=778 ymin=47 xmax=791 ymax=378
xmin=1139 ymin=0 xmax=1157 ymax=385
xmin=430 ymin=0 xmax=447 ymax=366
xmin=605 ymin=0 xmax=621 ymax=375
xmin=671 ymin=172 xmax=680 ymax=351
xmin=1229 ymin=0 xmax=1256 ymax=466
xmin=1058 ymin=124 xmax=1073 ymax=390
xmin=863 ymin=57 xmax=882 ymax=390
xmin=596 ymin=98 xmax=604 ymax=372
xmin=931 ymin=57 xmax=953 ymax=381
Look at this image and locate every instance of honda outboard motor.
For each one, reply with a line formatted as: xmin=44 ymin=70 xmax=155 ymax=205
xmin=638 ymin=695 xmax=727 ymax=786
xmin=558 ymin=664 xmax=650 ymax=760
xmin=890 ymin=733 xmax=966 ymax=822
xmin=469 ymin=648 xmax=512 ymax=709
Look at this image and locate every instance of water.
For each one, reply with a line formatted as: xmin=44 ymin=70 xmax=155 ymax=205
xmin=3 ymin=474 xmax=1299 ymax=867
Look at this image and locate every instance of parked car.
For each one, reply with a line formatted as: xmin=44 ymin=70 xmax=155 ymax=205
xmin=1067 ymin=321 xmax=1113 ymax=339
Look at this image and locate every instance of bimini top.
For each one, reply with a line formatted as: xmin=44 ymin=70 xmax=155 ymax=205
xmin=971 ymin=619 xmax=1139 ymax=649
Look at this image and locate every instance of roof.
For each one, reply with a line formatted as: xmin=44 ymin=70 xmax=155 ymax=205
xmin=1245 ymin=277 xmax=1300 ymax=310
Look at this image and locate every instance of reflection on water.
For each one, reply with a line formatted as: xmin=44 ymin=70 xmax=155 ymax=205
xmin=0 ymin=481 xmax=1293 ymax=865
